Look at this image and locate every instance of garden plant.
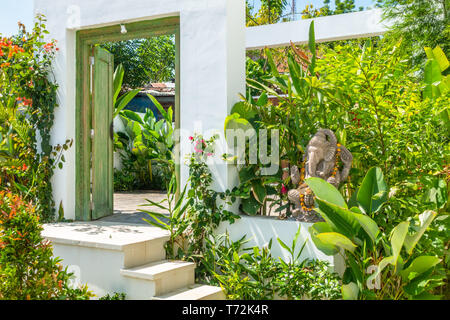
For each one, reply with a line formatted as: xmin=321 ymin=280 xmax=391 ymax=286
xmin=1 ymin=0 xmax=448 ymax=300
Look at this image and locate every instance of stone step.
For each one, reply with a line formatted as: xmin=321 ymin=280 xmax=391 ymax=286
xmin=153 ymin=284 xmax=225 ymax=300
xmin=42 ymin=221 xmax=170 ymax=268
xmin=121 ymin=260 xmax=196 ymax=296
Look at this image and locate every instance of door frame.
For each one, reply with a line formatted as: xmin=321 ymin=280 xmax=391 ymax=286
xmin=75 ymin=16 xmax=181 ymax=221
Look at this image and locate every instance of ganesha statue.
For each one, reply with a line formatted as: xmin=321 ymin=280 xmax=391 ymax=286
xmin=287 ymin=129 xmax=353 ymax=220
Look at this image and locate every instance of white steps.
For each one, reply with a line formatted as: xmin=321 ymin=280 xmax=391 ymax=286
xmin=121 ymin=260 xmax=195 ymax=295
xmin=42 ymin=221 xmax=170 ymax=268
xmin=153 ymin=284 xmax=225 ymax=300
xmin=42 ymin=221 xmax=224 ymax=300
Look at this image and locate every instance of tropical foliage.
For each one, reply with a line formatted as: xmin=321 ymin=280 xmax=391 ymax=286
xmin=140 ymin=134 xmax=240 ymax=276
xmin=225 ymin=20 xmax=449 ymax=299
xmin=100 ymin=35 xmax=175 ymax=88
xmin=379 ymin=0 xmax=449 ymax=68
xmin=114 ymin=93 xmax=175 ymax=191
xmin=204 ymin=231 xmax=342 ymax=300
xmin=306 ymin=168 xmax=446 ymax=300
xmin=141 ymin=135 xmax=342 ymax=300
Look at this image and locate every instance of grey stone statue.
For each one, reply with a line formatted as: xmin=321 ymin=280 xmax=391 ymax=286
xmin=287 ymin=129 xmax=353 ymax=219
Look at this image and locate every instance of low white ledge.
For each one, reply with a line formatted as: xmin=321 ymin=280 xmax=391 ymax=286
xmin=246 ymin=9 xmax=391 ymax=50
xmin=216 ymin=215 xmax=334 ymax=265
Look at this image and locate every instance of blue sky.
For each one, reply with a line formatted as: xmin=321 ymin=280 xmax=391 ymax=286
xmin=0 ymin=0 xmax=34 ymax=36
xmin=0 ymin=0 xmax=376 ymax=37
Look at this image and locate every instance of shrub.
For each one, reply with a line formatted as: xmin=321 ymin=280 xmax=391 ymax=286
xmin=0 ymin=191 xmax=92 ymax=300
xmin=99 ymin=292 xmax=126 ymax=300
xmin=306 ymin=168 xmax=446 ymax=300
xmin=203 ymin=233 xmax=342 ymax=300
xmin=0 ymin=15 xmax=70 ymax=222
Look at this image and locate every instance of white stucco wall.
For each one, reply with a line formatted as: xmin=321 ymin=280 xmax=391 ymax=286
xmin=216 ymin=216 xmax=334 ymax=265
xmin=246 ymin=8 xmax=389 ymax=50
xmin=33 ymin=0 xmax=245 ymax=220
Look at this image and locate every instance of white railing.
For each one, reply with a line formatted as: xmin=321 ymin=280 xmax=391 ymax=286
xmin=246 ymin=9 xmax=390 ymax=50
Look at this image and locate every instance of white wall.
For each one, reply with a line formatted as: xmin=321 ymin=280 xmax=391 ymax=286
xmin=246 ymin=9 xmax=389 ymax=50
xmin=33 ymin=0 xmax=246 ymax=220
xmin=216 ymin=216 xmax=334 ymax=265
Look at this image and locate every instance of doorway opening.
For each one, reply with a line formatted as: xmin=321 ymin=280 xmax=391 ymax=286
xmin=75 ymin=17 xmax=180 ymax=221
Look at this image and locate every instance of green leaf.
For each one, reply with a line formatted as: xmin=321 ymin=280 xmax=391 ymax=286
xmin=424 ymin=179 xmax=447 ymax=209
xmin=367 ymin=255 xmax=395 ymax=284
xmin=256 ymin=92 xmax=268 ymax=107
xmin=305 ymin=177 xmax=347 ymax=208
xmin=356 ymin=167 xmax=388 ymax=215
xmin=114 ymin=89 xmax=140 ymax=118
xmin=404 ymin=211 xmax=438 ymax=255
xmin=432 ymin=46 xmax=450 ymax=72
xmin=316 ymin=232 xmax=357 ymax=253
xmin=246 ymin=78 xmax=283 ymax=99
xmin=265 ymin=48 xmax=279 ymax=76
xmin=239 ymin=166 xmax=257 ymax=184
xmin=251 ymin=180 xmax=266 ymax=204
xmin=308 ymin=21 xmax=316 ymax=74
xmin=342 ymin=282 xmax=359 ymax=300
xmin=400 ymin=256 xmax=441 ymax=282
xmin=410 ymin=292 xmax=442 ymax=300
xmin=402 ymin=268 xmax=435 ymax=297
xmin=424 ymin=47 xmax=434 ymax=60
xmin=309 ymin=223 xmax=338 ymax=256
xmin=391 ymin=221 xmax=409 ymax=263
xmin=352 ymin=213 xmax=379 ymax=243
xmin=241 ymin=194 xmax=262 ymax=215
xmin=123 ymin=110 xmax=144 ymax=125
xmin=230 ymin=101 xmax=257 ymax=119
xmin=142 ymin=218 xmax=169 ymax=230
xmin=224 ymin=113 xmax=255 ymax=141
xmin=348 ymin=188 xmax=359 ymax=209
xmin=233 ymin=251 xmax=240 ymax=264
xmin=293 ymin=225 xmax=302 ymax=252
xmin=277 ymin=238 xmax=291 ymax=254
xmin=367 ymin=222 xmax=409 ymax=283
xmin=424 ymin=59 xmax=442 ymax=99
xmin=314 ymin=198 xmax=360 ymax=239
xmin=147 ymin=94 xmax=168 ymax=121
xmin=113 ymin=63 xmax=124 ymax=103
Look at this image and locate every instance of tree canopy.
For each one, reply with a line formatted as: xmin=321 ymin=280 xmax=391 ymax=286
xmin=378 ymin=0 xmax=449 ymax=67
xmin=101 ymin=35 xmax=175 ymax=89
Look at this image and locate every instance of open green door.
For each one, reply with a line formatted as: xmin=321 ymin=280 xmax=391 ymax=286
xmin=91 ymin=46 xmax=114 ymax=220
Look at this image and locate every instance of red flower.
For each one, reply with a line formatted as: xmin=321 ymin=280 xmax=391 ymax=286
xmin=189 ymin=136 xmax=194 ymax=141
xmin=281 ymin=184 xmax=287 ymax=194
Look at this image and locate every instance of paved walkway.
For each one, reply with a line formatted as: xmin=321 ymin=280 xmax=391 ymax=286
xmin=100 ymin=191 xmax=321 ymax=224
xmin=99 ymin=191 xmax=171 ymax=225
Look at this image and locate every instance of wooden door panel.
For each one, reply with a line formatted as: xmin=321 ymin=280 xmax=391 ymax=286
xmin=91 ymin=47 xmax=114 ymax=220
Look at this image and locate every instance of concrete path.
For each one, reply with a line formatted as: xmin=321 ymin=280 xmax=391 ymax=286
xmin=100 ymin=190 xmax=321 ymax=224
xmin=99 ymin=191 xmax=171 ymax=225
